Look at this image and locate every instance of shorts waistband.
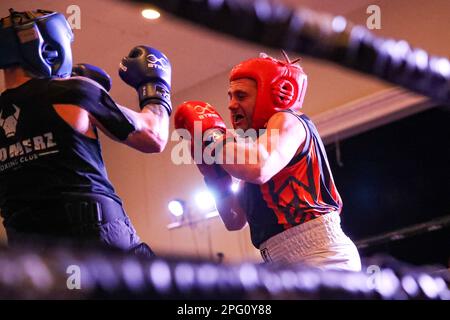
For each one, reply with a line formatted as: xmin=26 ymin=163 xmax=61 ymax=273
xmin=4 ymin=193 xmax=127 ymax=228
xmin=59 ymin=192 xmax=126 ymax=225
xmin=259 ymin=211 xmax=347 ymax=261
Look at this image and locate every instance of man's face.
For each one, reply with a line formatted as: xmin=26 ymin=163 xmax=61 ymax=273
xmin=228 ymin=78 xmax=257 ymax=131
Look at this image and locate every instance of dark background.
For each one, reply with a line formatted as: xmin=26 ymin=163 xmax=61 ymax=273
xmin=326 ymin=105 xmax=450 ymax=267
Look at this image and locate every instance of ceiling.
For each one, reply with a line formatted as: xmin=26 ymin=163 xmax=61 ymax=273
xmin=2 ymin=0 xmax=448 ymax=115
xmin=1 ymin=0 xmax=380 ymax=106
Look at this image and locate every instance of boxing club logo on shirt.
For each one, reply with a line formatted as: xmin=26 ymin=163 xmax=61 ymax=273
xmin=0 ymin=103 xmax=59 ymax=172
xmin=0 ymin=104 xmax=20 ymax=138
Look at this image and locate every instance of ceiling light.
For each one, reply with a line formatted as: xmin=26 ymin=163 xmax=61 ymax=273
xmin=142 ymin=9 xmax=161 ymax=20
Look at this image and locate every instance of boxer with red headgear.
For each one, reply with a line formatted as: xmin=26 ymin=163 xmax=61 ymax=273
xmin=229 ymin=52 xmax=307 ymax=130
xmin=176 ymin=52 xmax=360 ymax=271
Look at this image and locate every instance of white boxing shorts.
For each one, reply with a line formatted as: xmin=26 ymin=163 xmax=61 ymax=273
xmin=259 ymin=211 xmax=361 ymax=272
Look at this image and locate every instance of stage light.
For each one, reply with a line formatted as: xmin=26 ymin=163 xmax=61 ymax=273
xmin=231 ymin=181 xmax=240 ymax=193
xmin=331 ymin=15 xmax=346 ymax=33
xmin=195 ymin=191 xmax=216 ymax=211
xmin=168 ymin=200 xmax=185 ymax=217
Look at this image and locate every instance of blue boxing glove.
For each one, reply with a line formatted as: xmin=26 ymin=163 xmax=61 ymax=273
xmin=119 ymin=46 xmax=172 ymax=115
xmin=72 ymin=63 xmax=112 ymax=92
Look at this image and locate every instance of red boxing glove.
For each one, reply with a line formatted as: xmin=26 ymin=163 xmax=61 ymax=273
xmin=174 ymin=101 xmax=230 ymax=180
xmin=174 ymin=100 xmax=226 ymax=142
xmin=174 ymin=101 xmax=227 ymax=156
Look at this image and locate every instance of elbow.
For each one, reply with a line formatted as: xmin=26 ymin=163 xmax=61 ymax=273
xmin=222 ymin=212 xmax=247 ymax=231
xmin=140 ymin=131 xmax=168 ymax=153
xmin=142 ymin=139 xmax=166 ymax=153
xmin=151 ymin=135 xmax=168 ymax=153
xmin=224 ymin=220 xmax=246 ymax=231
xmin=219 ymin=211 xmax=246 ymax=231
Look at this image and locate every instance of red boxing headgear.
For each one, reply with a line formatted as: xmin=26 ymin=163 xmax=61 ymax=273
xmin=229 ymin=53 xmax=307 ymax=130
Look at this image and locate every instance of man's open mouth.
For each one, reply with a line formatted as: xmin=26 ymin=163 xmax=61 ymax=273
xmin=233 ymin=114 xmax=245 ymax=123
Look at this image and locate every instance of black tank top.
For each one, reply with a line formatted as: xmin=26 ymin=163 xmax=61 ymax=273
xmin=0 ymin=78 xmax=132 ymax=218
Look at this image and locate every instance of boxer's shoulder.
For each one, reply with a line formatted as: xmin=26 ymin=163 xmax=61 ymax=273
xmin=49 ymin=77 xmax=101 ymax=94
xmin=46 ymin=77 xmax=103 ymax=105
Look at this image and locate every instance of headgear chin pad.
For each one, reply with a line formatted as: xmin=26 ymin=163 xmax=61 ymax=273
xmin=0 ymin=9 xmax=74 ymax=78
xmin=229 ymin=54 xmax=308 ymax=130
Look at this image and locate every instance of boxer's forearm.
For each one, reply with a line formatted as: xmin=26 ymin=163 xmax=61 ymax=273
xmin=204 ymin=175 xmax=247 ymax=230
xmin=118 ymin=103 xmax=169 ymax=153
xmin=215 ymin=195 xmax=248 ymax=231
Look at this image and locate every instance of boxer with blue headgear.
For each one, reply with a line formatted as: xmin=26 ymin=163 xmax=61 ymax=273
xmin=0 ymin=9 xmax=73 ymax=78
xmin=0 ymin=9 xmax=171 ymax=258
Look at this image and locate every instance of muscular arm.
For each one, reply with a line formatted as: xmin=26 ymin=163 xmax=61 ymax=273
xmin=220 ymin=112 xmax=306 ymax=184
xmin=53 ymin=100 xmax=169 ymax=153
xmin=89 ymin=103 xmax=169 ymax=153
xmin=117 ymin=104 xmax=169 ymax=153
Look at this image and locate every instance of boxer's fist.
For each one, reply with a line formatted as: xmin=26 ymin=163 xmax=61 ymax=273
xmin=174 ymin=101 xmax=226 ymax=147
xmin=119 ymin=46 xmax=172 ymax=115
xmin=72 ymin=63 xmax=112 ymax=92
xmin=175 ymin=101 xmax=230 ymax=181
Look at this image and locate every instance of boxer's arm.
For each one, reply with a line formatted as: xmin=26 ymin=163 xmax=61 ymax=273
xmin=118 ymin=103 xmax=169 ymax=153
xmin=70 ymin=63 xmax=169 ymax=151
xmin=173 ymin=101 xmax=247 ymax=229
xmin=52 ymin=101 xmax=168 ymax=153
xmin=90 ymin=102 xmax=169 ymax=153
xmin=220 ymin=112 xmax=306 ymax=184
xmin=204 ymin=175 xmax=247 ymax=231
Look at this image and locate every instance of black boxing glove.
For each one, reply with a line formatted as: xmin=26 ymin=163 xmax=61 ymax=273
xmin=72 ymin=63 xmax=112 ymax=92
xmin=119 ymin=46 xmax=172 ymax=115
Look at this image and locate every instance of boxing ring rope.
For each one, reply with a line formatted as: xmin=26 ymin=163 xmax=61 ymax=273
xmin=0 ymin=245 xmax=448 ymax=299
xmin=141 ymin=0 xmax=450 ymax=105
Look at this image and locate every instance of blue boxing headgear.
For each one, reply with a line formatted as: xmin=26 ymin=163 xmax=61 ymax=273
xmin=0 ymin=9 xmax=74 ymax=78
